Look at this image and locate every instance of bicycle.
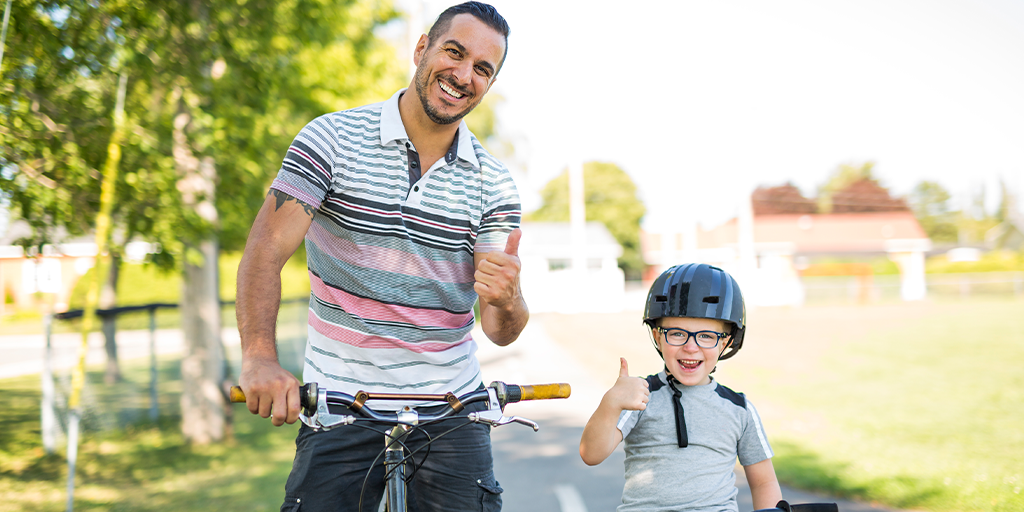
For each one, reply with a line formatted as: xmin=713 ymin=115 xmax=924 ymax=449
xmin=229 ymin=380 xmax=571 ymax=512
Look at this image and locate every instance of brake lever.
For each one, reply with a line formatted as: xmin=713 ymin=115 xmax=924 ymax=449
xmin=303 ymin=386 xmax=356 ymax=431
xmin=467 ymin=409 xmax=540 ymax=431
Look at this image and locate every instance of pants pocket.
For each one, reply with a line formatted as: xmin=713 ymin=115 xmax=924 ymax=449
xmin=476 ymin=476 xmax=503 ymax=512
xmin=280 ymin=495 xmax=301 ymax=511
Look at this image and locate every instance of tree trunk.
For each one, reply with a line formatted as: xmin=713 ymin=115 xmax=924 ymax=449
xmin=101 ymin=254 xmax=121 ymax=384
xmin=180 ymin=237 xmax=228 ymax=444
xmin=174 ymin=108 xmax=229 ymax=444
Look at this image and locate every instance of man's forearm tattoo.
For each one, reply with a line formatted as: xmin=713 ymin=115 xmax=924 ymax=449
xmin=270 ymin=189 xmax=316 ymax=217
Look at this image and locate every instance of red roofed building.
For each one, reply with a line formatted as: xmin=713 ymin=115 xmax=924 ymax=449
xmin=642 ymin=183 xmax=931 ymax=306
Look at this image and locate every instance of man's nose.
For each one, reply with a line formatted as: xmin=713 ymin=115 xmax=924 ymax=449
xmin=452 ymin=61 xmax=473 ymax=84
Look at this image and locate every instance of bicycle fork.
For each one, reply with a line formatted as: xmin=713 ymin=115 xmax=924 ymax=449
xmin=383 ymin=408 xmax=419 ymax=512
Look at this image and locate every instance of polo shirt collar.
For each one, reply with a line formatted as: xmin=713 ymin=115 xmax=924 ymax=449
xmin=380 ymin=88 xmax=480 ymax=169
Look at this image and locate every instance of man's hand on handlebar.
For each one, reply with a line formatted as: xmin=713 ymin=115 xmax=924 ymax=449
xmin=238 ymin=356 xmax=302 ymax=427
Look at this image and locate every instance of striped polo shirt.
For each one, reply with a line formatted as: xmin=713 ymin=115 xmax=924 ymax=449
xmin=270 ymin=89 xmax=521 ymax=410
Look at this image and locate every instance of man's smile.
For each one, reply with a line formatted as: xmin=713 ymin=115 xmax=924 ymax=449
xmin=438 ymin=79 xmax=466 ymax=100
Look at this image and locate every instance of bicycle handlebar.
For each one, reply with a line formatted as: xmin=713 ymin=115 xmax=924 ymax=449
xmin=515 ymin=383 xmax=572 ymax=401
xmin=228 ymin=381 xmax=570 ymax=424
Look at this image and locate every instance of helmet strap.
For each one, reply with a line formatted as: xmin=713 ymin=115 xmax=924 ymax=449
xmin=664 ymin=373 xmax=689 ymax=448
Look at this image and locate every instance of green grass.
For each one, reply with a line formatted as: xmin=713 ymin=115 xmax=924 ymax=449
xmin=0 ymin=359 xmax=300 ymax=511
xmin=722 ymin=300 xmax=1024 ymax=512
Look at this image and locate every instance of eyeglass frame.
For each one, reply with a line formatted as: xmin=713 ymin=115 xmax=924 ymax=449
xmin=655 ymin=327 xmax=731 ymax=349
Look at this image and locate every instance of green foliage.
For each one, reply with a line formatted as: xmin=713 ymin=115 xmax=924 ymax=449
xmin=1 ymin=0 xmax=405 ymax=267
xmin=527 ymin=162 xmax=646 ymax=279
xmin=816 ymin=161 xmax=876 ymax=213
xmin=925 ymin=250 xmax=1024 ymax=273
xmin=909 ymin=180 xmax=958 ymax=243
xmin=464 ymin=92 xmax=513 ymax=158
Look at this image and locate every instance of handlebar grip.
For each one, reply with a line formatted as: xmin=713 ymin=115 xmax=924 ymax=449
xmin=229 ymin=386 xmax=246 ymax=403
xmin=517 ymin=383 xmax=571 ymax=401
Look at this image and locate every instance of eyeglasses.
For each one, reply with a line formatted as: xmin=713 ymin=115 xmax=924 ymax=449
xmin=656 ymin=327 xmax=730 ymax=348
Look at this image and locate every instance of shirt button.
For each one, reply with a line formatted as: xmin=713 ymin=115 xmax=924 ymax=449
xmin=405 ymin=142 xmax=410 ymax=148
xmin=413 ymin=186 xmax=419 ymax=192
xmin=411 ymin=161 xmax=418 ymax=168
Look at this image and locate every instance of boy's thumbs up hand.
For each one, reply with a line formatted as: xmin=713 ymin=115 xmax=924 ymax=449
xmin=605 ymin=357 xmax=650 ymax=412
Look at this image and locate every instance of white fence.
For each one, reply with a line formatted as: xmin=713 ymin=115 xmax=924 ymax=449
xmin=801 ymin=272 xmax=1024 ymax=304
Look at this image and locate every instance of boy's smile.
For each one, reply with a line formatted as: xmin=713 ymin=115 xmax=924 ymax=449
xmin=655 ymin=317 xmax=731 ymax=387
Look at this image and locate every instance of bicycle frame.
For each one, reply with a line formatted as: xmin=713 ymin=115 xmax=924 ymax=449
xmin=229 ymin=381 xmax=569 ymax=512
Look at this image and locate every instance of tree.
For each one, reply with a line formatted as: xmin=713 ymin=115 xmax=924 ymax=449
xmin=752 ymin=183 xmax=817 ymax=215
xmin=908 ymin=181 xmax=958 ymax=243
xmin=528 ymin=162 xmax=646 ymax=279
xmin=816 ymin=161 xmax=909 ymax=214
xmin=1 ymin=0 xmax=129 ymax=384
xmin=1 ymin=0 xmax=404 ymax=443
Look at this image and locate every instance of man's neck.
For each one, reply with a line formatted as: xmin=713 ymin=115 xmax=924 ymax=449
xmin=398 ymin=89 xmax=460 ymax=156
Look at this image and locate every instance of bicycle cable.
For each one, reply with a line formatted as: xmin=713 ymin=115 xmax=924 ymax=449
xmin=357 ymin=416 xmax=481 ymax=512
xmin=354 ymin=420 xmax=432 ymax=512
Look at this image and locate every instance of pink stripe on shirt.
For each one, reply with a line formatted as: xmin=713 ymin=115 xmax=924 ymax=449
xmin=308 ymin=310 xmax=471 ymax=353
xmin=310 ymin=272 xmax=473 ymax=329
xmin=307 ymin=222 xmax=475 ymax=284
xmin=271 ymin=181 xmax=324 ymax=210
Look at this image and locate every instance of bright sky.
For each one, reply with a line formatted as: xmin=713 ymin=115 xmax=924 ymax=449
xmin=400 ymin=0 xmax=1024 ymax=228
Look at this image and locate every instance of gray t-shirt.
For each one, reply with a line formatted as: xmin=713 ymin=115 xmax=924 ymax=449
xmin=616 ymin=372 xmax=773 ymax=512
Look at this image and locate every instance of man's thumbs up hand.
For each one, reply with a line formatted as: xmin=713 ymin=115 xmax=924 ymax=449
xmin=474 ymin=229 xmax=524 ymax=310
xmin=503 ymin=228 xmax=521 ymax=256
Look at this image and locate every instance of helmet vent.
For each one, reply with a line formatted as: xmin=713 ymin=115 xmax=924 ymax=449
xmin=654 ymin=295 xmax=668 ymax=303
xmin=702 ymin=296 xmax=720 ymax=304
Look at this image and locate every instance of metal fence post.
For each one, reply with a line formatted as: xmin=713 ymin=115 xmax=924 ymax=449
xmin=149 ymin=306 xmax=158 ymax=421
xmin=42 ymin=313 xmax=58 ymax=454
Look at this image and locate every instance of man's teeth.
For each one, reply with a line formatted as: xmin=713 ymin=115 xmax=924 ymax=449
xmin=680 ymin=360 xmax=702 ymax=368
xmin=439 ymin=81 xmax=463 ymax=98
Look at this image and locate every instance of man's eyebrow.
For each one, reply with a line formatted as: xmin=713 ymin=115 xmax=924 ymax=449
xmin=443 ymin=39 xmax=496 ymax=74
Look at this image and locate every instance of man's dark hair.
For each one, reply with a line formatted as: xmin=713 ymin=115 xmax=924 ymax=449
xmin=427 ymin=2 xmax=510 ymax=76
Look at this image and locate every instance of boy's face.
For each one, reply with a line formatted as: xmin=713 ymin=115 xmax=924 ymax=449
xmin=654 ymin=317 xmax=731 ymax=387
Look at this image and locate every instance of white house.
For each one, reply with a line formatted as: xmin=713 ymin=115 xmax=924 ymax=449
xmin=518 ymin=221 xmax=625 ymax=313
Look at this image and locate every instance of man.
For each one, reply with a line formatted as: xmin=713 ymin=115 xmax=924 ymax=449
xmin=235 ymin=3 xmax=526 ymax=510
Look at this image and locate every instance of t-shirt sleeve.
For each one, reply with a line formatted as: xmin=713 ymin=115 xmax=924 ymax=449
xmin=269 ymin=114 xmax=337 ymax=210
xmin=475 ymin=157 xmax=521 ymax=254
xmin=617 ymin=409 xmax=640 ymax=438
xmin=737 ymin=398 xmax=774 ymax=466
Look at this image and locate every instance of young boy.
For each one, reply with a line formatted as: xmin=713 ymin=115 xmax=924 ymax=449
xmin=580 ymin=263 xmax=783 ymax=512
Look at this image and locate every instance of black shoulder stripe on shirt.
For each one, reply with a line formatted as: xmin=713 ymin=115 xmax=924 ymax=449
xmin=715 ymin=384 xmax=746 ymax=408
xmin=645 ymin=374 xmax=665 ymax=392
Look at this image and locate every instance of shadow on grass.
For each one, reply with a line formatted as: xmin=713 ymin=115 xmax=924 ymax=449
xmin=773 ymin=440 xmax=948 ymax=511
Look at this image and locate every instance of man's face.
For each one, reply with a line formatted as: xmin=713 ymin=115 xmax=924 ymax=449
xmin=413 ymin=14 xmax=505 ymax=125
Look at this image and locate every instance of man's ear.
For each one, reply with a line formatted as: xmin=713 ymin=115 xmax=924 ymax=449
xmin=412 ymin=34 xmax=429 ymax=67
